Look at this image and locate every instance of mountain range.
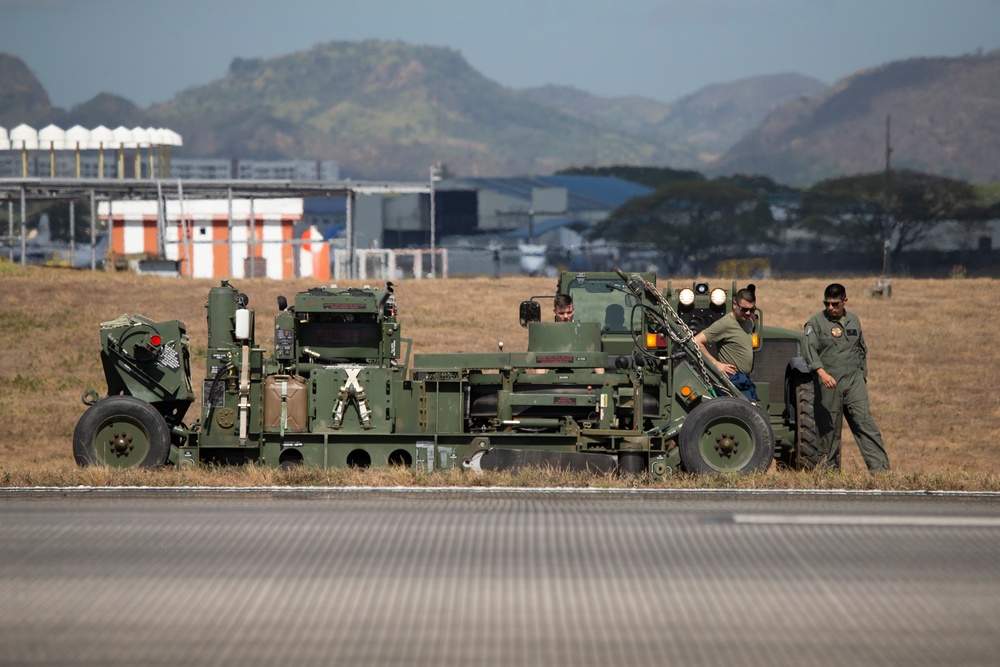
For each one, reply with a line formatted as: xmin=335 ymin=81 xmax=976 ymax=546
xmin=2 ymin=42 xmax=998 ymax=184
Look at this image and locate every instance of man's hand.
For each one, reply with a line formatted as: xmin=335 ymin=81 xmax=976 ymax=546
xmin=817 ymin=368 xmax=837 ymax=389
xmin=716 ymin=361 xmax=737 ymax=376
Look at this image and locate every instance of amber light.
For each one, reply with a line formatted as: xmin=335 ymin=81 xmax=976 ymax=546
xmin=645 ymin=333 xmax=667 ymax=349
xmin=680 ymin=385 xmax=692 ymax=397
xmin=752 ymin=333 xmax=760 ymax=350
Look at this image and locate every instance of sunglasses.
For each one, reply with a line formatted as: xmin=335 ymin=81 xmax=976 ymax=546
xmin=823 ymin=300 xmax=843 ymax=307
xmin=735 ymin=305 xmax=755 ymax=313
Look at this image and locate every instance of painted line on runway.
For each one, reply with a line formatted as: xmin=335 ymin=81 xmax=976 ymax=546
xmin=4 ymin=487 xmax=1000 ymax=499
xmin=732 ymin=513 xmax=1000 ymax=527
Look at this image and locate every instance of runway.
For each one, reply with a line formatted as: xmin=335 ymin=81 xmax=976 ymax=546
xmin=2 ymin=488 xmax=999 ymax=666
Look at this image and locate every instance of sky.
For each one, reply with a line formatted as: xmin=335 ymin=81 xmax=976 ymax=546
xmin=2 ymin=0 xmax=1000 ymax=110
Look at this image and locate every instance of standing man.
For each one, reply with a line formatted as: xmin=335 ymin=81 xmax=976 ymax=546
xmin=804 ymin=283 xmax=890 ymax=472
xmin=553 ymin=294 xmax=574 ymax=322
xmin=694 ymin=287 xmax=759 ymax=401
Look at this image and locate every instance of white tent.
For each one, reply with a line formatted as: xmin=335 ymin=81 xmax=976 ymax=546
xmin=65 ymin=125 xmax=91 ymax=149
xmin=162 ymin=128 xmax=183 ymax=146
xmin=111 ymin=126 xmax=135 ymax=148
xmin=131 ymin=126 xmax=151 ymax=147
xmin=38 ymin=124 xmax=66 ymax=150
xmin=88 ymin=125 xmax=115 ymax=149
xmin=0 ymin=123 xmax=182 ymax=178
xmin=9 ymin=124 xmax=39 ymax=149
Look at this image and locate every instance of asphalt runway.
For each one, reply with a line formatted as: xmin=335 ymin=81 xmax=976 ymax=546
xmin=2 ymin=488 xmax=1000 ymax=667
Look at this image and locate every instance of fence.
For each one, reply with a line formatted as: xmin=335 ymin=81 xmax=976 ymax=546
xmin=332 ymin=248 xmax=449 ymax=281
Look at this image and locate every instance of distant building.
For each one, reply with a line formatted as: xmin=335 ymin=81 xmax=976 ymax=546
xmin=169 ymin=159 xmax=232 ymax=180
xmin=355 ymin=174 xmax=654 ymax=275
xmin=236 ymin=159 xmax=340 ymax=181
xmin=170 ymin=158 xmax=340 ymax=181
xmin=0 ymin=154 xmax=339 ymax=181
xmin=99 ymin=199 xmax=330 ymax=280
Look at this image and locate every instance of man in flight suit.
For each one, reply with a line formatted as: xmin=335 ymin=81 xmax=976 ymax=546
xmin=804 ymin=283 xmax=890 ymax=472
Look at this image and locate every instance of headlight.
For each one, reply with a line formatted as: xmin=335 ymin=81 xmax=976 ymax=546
xmin=678 ymin=288 xmax=695 ymax=306
xmin=710 ymin=288 xmax=727 ymax=306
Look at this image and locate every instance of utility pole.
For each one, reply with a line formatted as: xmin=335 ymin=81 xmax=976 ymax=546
xmin=429 ymin=163 xmax=442 ymax=278
xmin=883 ymin=114 xmax=893 ymax=276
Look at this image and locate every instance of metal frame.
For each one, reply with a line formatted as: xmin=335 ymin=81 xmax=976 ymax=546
xmin=0 ymin=178 xmax=431 ymax=276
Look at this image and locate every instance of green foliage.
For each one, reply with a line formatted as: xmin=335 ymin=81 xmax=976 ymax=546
xmin=799 ymin=169 xmax=989 ymax=258
xmin=972 ymin=183 xmax=1000 ymax=210
xmin=0 ymin=311 xmax=50 ymax=335
xmin=11 ymin=374 xmax=41 ymax=392
xmin=591 ymin=178 xmax=779 ymax=272
xmin=0 ymin=258 xmax=25 ymax=275
xmin=557 ymin=165 xmax=704 ymax=189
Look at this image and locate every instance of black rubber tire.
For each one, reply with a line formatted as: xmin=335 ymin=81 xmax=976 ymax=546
xmin=795 ymin=381 xmax=823 ymax=470
xmin=678 ymin=397 xmax=775 ymax=474
xmin=73 ymin=396 xmax=171 ymax=469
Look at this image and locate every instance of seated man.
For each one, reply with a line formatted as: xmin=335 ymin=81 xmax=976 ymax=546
xmin=553 ymin=293 xmax=574 ymax=322
xmin=693 ymin=287 xmax=759 ymax=401
xmin=531 ymin=293 xmax=603 ymax=374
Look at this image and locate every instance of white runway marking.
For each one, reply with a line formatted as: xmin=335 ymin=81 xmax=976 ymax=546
xmin=733 ymin=513 xmax=1000 ymax=527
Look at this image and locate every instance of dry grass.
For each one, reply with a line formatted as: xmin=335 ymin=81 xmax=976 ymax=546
xmin=2 ymin=262 xmax=998 ymax=489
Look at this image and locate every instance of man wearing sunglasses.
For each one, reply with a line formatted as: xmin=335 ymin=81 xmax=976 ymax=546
xmin=803 ymin=283 xmax=890 ymax=472
xmin=694 ymin=287 xmax=759 ymax=401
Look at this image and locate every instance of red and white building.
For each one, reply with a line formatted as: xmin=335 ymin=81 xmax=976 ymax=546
xmin=99 ymin=199 xmax=330 ymax=280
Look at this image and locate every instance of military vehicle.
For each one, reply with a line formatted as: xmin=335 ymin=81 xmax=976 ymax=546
xmin=74 ymin=269 xmax=819 ymax=476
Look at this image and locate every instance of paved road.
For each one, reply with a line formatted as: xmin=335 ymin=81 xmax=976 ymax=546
xmin=2 ymin=488 xmax=1000 ymax=666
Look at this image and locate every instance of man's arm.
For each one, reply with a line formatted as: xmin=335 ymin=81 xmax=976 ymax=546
xmin=804 ymin=317 xmax=837 ymax=389
xmin=694 ymin=331 xmax=736 ymax=376
xmin=856 ymin=315 xmax=869 ymax=379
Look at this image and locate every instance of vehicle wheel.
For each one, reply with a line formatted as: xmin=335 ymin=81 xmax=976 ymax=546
xmin=73 ymin=396 xmax=171 ymax=469
xmin=678 ymin=397 xmax=775 ymax=474
xmin=795 ymin=381 xmax=823 ymax=470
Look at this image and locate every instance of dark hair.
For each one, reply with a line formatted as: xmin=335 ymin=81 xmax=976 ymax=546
xmin=824 ymin=283 xmax=847 ymax=300
xmin=554 ymin=293 xmax=573 ymax=309
xmin=735 ymin=288 xmax=755 ymax=304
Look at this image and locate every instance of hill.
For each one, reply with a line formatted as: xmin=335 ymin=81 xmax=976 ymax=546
xmin=0 ymin=53 xmax=56 ymax=127
xmin=142 ymin=40 xmax=701 ymax=179
xmin=712 ymin=51 xmax=1000 ymax=185
xmin=1 ymin=44 xmax=700 ymax=179
xmin=66 ymin=93 xmax=149 ymax=130
xmin=4 ymin=45 xmax=1000 ymax=184
xmin=519 ymin=73 xmax=827 ymax=160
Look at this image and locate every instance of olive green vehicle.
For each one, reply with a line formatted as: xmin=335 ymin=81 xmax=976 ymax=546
xmin=74 ymin=270 xmax=820 ymax=476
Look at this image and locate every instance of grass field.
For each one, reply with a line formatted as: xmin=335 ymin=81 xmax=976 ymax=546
xmin=2 ymin=261 xmax=998 ymax=490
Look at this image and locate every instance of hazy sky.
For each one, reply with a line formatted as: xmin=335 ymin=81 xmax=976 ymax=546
xmin=2 ymin=0 xmax=999 ymax=110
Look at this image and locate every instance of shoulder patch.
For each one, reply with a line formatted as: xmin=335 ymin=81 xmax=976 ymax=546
xmin=803 ymin=323 xmax=812 ymax=336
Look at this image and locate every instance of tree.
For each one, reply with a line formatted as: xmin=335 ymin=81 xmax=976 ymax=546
xmin=799 ymin=170 xmax=987 ymax=269
xmin=591 ymin=179 xmax=778 ymax=274
xmin=557 ymin=165 xmax=704 ymax=189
